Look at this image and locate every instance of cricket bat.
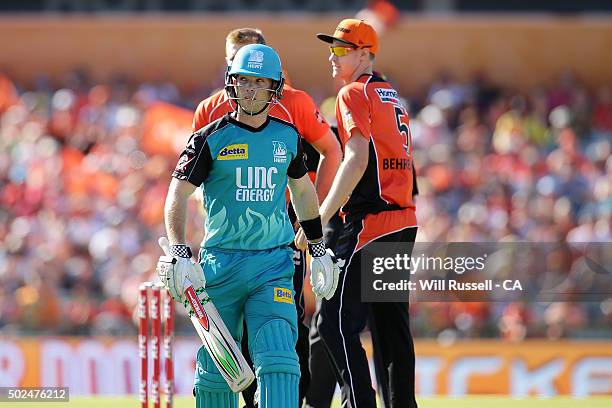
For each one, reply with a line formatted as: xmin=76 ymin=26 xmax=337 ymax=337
xmin=158 ymin=237 xmax=255 ymax=393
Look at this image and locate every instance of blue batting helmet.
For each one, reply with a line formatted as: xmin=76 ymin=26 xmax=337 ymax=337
xmin=226 ymin=44 xmax=285 ymax=100
xmin=228 ymin=44 xmax=283 ymax=81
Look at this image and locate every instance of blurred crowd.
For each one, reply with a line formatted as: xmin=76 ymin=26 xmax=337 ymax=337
xmin=402 ymin=70 xmax=611 ymax=341
xmin=0 ymin=69 xmax=206 ymax=336
xmin=0 ymin=67 xmax=610 ymax=340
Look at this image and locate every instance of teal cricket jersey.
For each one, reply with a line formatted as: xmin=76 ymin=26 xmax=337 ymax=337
xmin=172 ymin=113 xmax=308 ymax=250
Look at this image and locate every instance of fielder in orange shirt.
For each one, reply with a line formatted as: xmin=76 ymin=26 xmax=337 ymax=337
xmin=297 ymin=19 xmax=419 ymax=408
xmin=192 ymin=28 xmax=342 ymax=408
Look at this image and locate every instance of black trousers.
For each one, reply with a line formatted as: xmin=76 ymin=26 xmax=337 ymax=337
xmin=317 ymin=220 xmax=418 ymax=408
xmin=241 ymin=244 xmax=310 ymax=407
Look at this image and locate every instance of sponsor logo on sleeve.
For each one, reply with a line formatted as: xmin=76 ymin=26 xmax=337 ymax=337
xmin=175 ymin=153 xmax=194 ymax=173
xmin=342 ymin=109 xmax=354 ymax=128
xmin=217 ymin=144 xmax=248 ymax=160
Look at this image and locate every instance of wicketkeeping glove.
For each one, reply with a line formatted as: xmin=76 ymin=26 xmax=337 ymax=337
xmin=308 ymin=240 xmax=340 ymax=300
xmin=156 ymin=237 xmax=206 ymax=303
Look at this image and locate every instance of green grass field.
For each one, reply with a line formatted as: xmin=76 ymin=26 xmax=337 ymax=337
xmin=10 ymin=396 xmax=612 ymax=408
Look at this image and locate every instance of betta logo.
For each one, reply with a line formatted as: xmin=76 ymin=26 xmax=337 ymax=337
xmin=274 ymin=287 xmax=294 ymax=304
xmin=218 ymin=144 xmax=248 ymax=160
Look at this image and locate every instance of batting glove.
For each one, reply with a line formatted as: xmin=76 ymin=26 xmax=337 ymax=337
xmin=308 ymin=240 xmax=340 ymax=300
xmin=156 ymin=237 xmax=206 ymax=303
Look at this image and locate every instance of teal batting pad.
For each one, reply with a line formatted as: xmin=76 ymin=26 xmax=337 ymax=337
xmin=251 ymin=319 xmax=300 ymax=408
xmin=194 ymin=345 xmax=238 ymax=408
xmin=194 ymin=345 xmax=234 ymax=392
xmin=195 ymin=384 xmax=238 ymax=408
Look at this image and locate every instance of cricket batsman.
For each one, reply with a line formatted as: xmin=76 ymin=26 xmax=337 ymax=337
xmin=192 ymin=27 xmax=342 ymax=408
xmin=159 ymin=44 xmax=339 ymax=408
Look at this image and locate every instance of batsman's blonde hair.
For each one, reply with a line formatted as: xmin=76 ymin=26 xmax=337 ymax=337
xmin=226 ymin=28 xmax=266 ymax=46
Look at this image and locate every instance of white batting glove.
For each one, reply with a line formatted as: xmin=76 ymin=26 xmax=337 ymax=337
xmin=308 ymin=240 xmax=340 ymax=300
xmin=156 ymin=237 xmax=206 ymax=303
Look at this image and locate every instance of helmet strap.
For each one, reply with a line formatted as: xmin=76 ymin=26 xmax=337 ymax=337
xmin=237 ymin=100 xmax=271 ymax=116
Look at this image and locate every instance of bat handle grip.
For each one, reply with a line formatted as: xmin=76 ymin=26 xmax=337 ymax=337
xmin=159 ymin=237 xmax=172 ymax=256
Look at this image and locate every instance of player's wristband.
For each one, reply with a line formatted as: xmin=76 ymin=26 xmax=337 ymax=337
xmin=299 ymin=216 xmax=323 ymax=242
xmin=307 ymin=240 xmax=327 ymax=258
xmin=170 ymin=244 xmax=193 ymax=258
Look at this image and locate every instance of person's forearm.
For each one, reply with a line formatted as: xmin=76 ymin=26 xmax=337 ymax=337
xmin=314 ymin=149 xmax=342 ymax=204
xmin=319 ymin=157 xmax=366 ymax=226
xmin=291 ymin=180 xmax=320 ymax=222
xmin=165 ymin=183 xmax=189 ymax=245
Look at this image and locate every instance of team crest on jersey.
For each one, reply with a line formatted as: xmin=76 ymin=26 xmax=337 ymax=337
xmin=375 ymin=88 xmax=400 ymax=105
xmin=218 ymin=144 xmax=248 ymax=160
xmin=272 ymin=141 xmax=287 ymax=163
xmin=247 ymin=50 xmax=264 ymax=69
xmin=273 ymin=287 xmax=293 ymax=304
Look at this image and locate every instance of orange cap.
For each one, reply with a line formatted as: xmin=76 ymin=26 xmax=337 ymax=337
xmin=317 ymin=19 xmax=379 ymax=55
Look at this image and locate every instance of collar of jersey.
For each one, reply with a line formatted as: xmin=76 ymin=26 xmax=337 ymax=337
xmin=225 ymin=113 xmax=271 ymax=133
xmin=357 ymin=73 xmax=373 ymax=81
